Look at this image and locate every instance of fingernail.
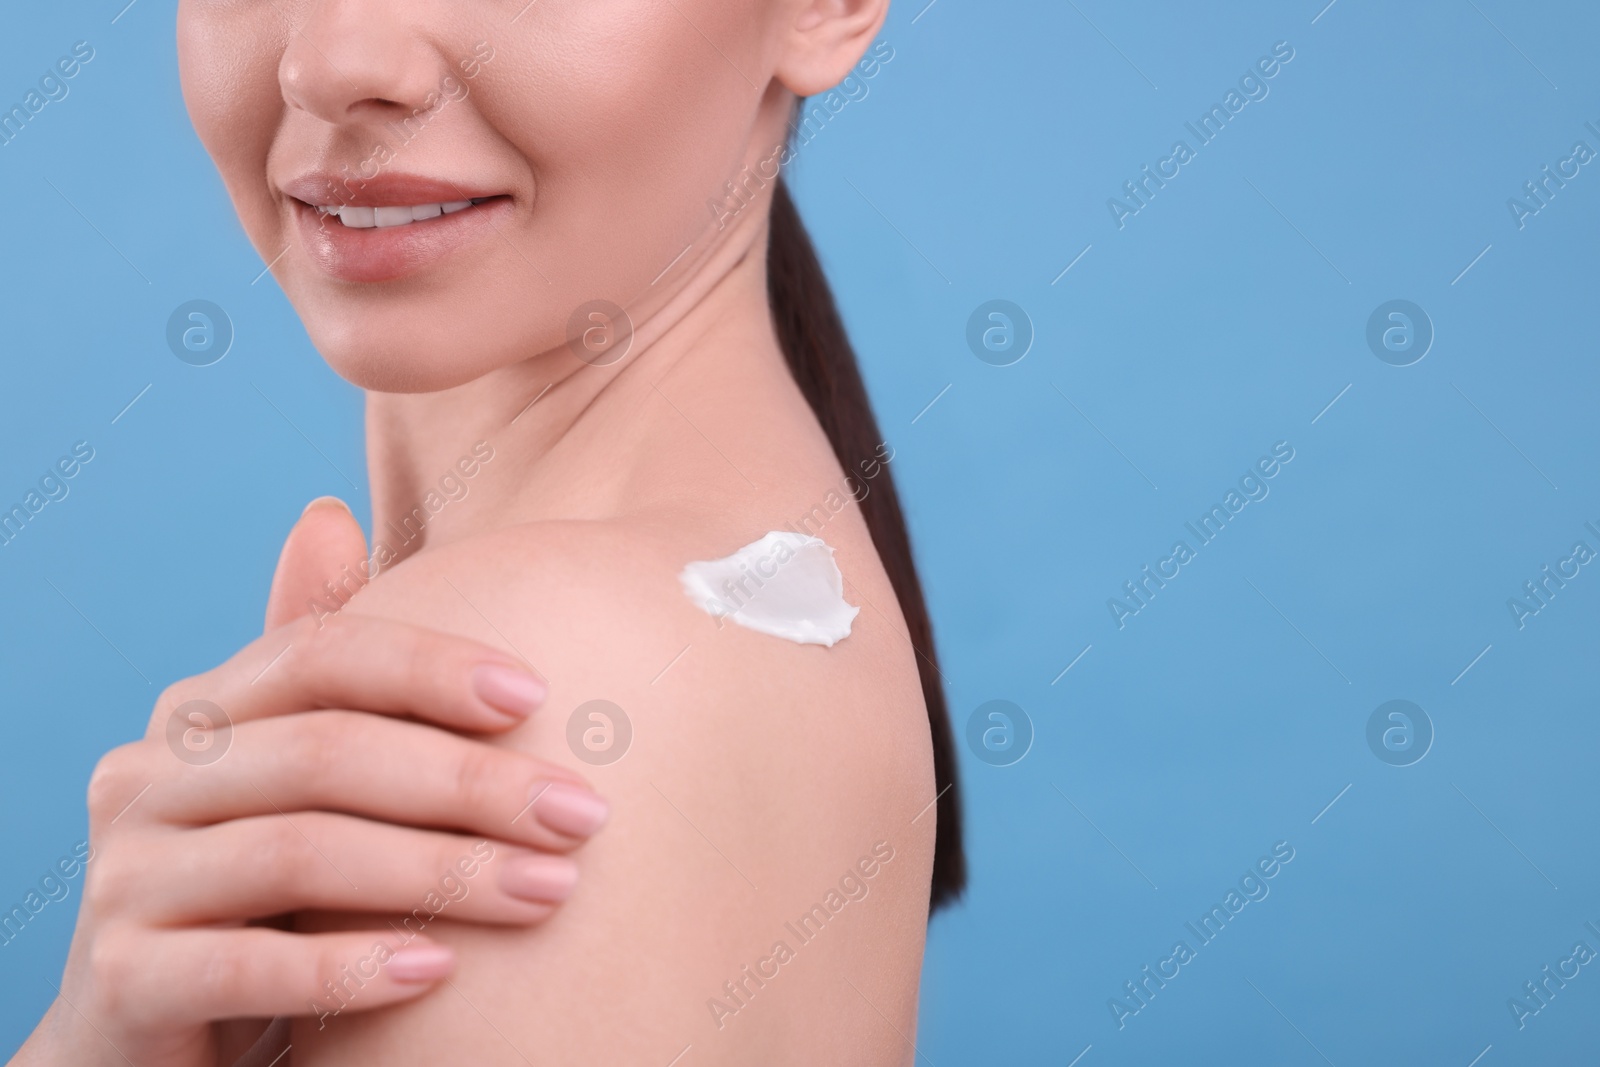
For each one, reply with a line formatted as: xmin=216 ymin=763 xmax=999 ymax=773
xmin=386 ymin=944 xmax=455 ymax=983
xmin=301 ymin=495 xmax=351 ymax=518
xmin=473 ymin=664 xmax=547 ymax=718
xmin=498 ymin=854 xmax=579 ymax=903
xmin=532 ymin=782 xmax=610 ymax=837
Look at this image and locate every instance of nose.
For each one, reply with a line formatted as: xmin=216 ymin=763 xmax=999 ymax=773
xmin=279 ymin=1 xmax=446 ymax=124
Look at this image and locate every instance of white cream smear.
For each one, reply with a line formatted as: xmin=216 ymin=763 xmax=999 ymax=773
xmin=679 ymin=531 xmax=859 ymax=647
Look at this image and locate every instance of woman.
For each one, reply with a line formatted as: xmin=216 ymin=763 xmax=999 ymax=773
xmin=15 ymin=0 xmax=962 ymax=1062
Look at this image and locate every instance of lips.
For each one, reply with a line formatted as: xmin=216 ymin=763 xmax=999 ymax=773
xmin=280 ymin=173 xmax=515 ymax=284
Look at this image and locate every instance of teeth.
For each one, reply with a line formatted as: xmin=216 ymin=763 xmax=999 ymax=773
xmin=373 ymin=206 xmax=413 ymax=228
xmin=339 ymin=206 xmax=376 ymax=229
xmin=316 ymin=198 xmax=491 ymax=229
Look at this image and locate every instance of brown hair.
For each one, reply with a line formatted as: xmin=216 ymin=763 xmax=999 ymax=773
xmin=766 ymin=176 xmax=966 ymax=913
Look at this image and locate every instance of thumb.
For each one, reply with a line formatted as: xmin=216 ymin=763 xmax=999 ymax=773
xmin=264 ymin=496 xmax=371 ymax=632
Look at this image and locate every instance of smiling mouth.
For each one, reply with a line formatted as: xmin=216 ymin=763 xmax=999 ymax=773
xmin=284 ymin=180 xmax=515 ymax=282
xmin=309 ymin=196 xmax=504 ymax=229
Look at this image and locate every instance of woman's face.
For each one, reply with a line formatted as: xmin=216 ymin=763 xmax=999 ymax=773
xmin=177 ymin=0 xmax=790 ymax=392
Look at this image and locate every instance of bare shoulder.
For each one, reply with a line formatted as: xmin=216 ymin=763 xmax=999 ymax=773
xmin=293 ymin=509 xmax=939 ymax=1065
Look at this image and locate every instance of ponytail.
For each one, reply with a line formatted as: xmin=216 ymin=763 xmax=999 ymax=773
xmin=766 ymin=176 xmax=966 ymax=913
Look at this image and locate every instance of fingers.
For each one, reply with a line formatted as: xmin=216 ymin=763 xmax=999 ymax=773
xmin=265 ymin=497 xmax=370 ymax=631
xmin=151 ymin=613 xmax=547 ymax=737
xmin=108 ymin=712 xmax=606 ymax=851
xmin=92 ymin=926 xmax=457 ymax=1028
xmin=102 ymin=816 xmax=577 ymax=926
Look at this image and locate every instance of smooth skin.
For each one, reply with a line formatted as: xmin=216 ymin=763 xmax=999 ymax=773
xmin=16 ymin=0 xmax=938 ymax=1063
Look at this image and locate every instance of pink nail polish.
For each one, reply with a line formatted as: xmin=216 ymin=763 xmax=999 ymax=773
xmin=533 ymin=782 xmax=610 ymax=837
xmin=498 ymin=854 xmax=579 ymax=903
xmin=386 ymin=945 xmax=456 ymax=983
xmin=472 ymin=664 xmax=547 ymax=718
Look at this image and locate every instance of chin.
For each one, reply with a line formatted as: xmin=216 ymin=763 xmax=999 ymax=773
xmin=279 ymin=248 xmax=586 ymax=392
xmin=303 ymin=315 xmax=509 ymax=394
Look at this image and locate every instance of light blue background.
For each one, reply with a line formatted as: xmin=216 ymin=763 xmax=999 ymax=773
xmin=2 ymin=1 xmax=1597 ymax=1063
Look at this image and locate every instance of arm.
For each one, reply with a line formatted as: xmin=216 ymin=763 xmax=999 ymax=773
xmin=289 ymin=518 xmax=940 ymax=1065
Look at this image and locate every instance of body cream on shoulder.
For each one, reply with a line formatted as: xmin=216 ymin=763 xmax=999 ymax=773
xmin=678 ymin=531 xmax=858 ymax=647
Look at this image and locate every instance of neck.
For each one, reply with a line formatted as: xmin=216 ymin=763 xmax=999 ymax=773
xmin=364 ymin=204 xmax=780 ymax=567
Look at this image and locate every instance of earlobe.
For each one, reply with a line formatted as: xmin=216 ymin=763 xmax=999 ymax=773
xmin=776 ymin=0 xmax=891 ymax=98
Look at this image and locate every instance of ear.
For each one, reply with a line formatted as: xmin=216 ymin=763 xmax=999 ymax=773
xmin=776 ymin=0 xmax=890 ymax=98
xmin=264 ymin=496 xmax=370 ymax=632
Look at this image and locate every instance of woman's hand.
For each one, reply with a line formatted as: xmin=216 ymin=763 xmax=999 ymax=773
xmin=12 ymin=501 xmax=608 ymax=1067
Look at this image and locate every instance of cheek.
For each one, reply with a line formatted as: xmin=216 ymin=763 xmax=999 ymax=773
xmin=481 ymin=4 xmax=763 ymax=282
xmin=177 ymin=1 xmax=291 ymax=252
